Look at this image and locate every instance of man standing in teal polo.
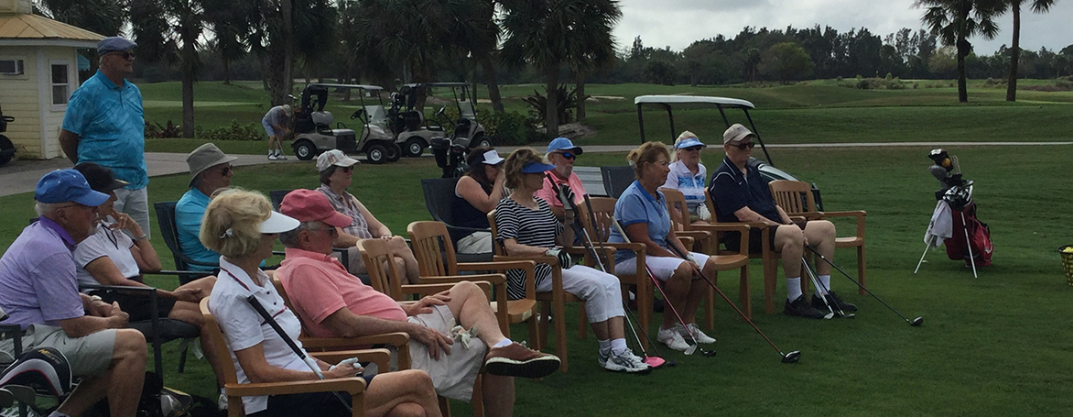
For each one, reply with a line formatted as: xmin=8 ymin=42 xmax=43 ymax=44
xmin=59 ymin=36 xmax=150 ymax=239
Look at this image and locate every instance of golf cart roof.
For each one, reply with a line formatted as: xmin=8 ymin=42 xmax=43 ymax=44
xmin=404 ymin=82 xmax=468 ymax=88
xmin=634 ymin=95 xmax=754 ymax=110
xmin=305 ymin=83 xmax=383 ymax=91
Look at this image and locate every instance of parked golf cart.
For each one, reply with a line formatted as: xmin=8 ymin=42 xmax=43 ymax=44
xmin=0 ymin=102 xmax=15 ymax=166
xmin=634 ymin=95 xmax=823 ymax=208
xmin=290 ymin=83 xmax=402 ymax=164
xmin=386 ymin=84 xmax=447 ymax=157
xmin=411 ymin=82 xmax=489 ymax=177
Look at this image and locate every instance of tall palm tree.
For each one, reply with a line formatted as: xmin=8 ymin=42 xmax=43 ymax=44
xmin=204 ymin=0 xmax=256 ymax=85
xmin=37 ymin=0 xmax=127 ymax=74
xmin=1004 ymin=0 xmax=1056 ymax=101
xmin=500 ymin=0 xmax=621 ymax=139
xmin=130 ymin=0 xmax=206 ymax=138
xmin=916 ymin=0 xmax=1004 ymax=102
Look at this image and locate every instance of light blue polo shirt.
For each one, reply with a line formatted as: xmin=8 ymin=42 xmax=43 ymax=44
xmin=176 ymin=188 xmax=219 ymax=271
xmin=62 ymin=70 xmax=148 ymax=189
xmin=608 ymin=180 xmax=671 ymax=262
xmin=0 ymin=217 xmax=85 ymax=328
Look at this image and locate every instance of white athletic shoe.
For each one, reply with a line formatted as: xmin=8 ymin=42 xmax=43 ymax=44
xmin=600 ymin=350 xmax=651 ymax=373
xmin=679 ymin=323 xmax=716 ymax=344
xmin=657 ymin=326 xmax=692 ymax=352
xmin=276 ymin=153 xmax=287 ymax=160
xmin=268 ymin=153 xmax=278 ymax=160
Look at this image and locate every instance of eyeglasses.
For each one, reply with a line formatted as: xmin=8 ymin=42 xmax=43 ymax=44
xmin=682 ymin=146 xmax=703 ymax=152
xmin=729 ymin=142 xmax=756 ymax=150
xmin=339 ymin=166 xmax=353 ymax=173
xmin=558 ymin=152 xmax=576 ymax=160
xmin=109 ymin=51 xmax=135 ymax=60
xmin=218 ymin=165 xmax=234 ymax=175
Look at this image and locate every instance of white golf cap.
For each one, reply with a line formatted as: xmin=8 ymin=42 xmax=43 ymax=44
xmin=316 ymin=149 xmax=360 ymax=172
xmin=480 ymin=150 xmax=505 ymax=165
xmin=259 ymin=211 xmax=300 ymax=234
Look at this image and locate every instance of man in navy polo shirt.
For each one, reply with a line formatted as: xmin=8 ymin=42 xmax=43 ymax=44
xmin=708 ymin=124 xmax=857 ymax=319
xmin=0 ymin=170 xmax=147 ymax=417
xmin=60 ymin=36 xmax=150 ymax=240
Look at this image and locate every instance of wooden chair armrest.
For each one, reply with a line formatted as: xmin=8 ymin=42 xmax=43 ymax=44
xmin=819 ymin=210 xmax=866 ymax=236
xmin=225 ymin=377 xmax=366 ymax=397
xmin=310 ymin=348 xmax=392 ymax=372
xmin=421 ymin=274 xmax=506 ymax=286
xmin=494 ymin=254 xmax=559 ymax=267
xmin=456 ymin=260 xmax=536 ymax=273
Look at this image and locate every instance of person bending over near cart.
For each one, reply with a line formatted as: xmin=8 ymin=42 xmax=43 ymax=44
xmin=315 ymin=150 xmax=420 ymax=284
xmin=453 ymin=147 xmax=506 ymax=254
xmin=202 ymin=189 xmax=442 ymax=417
xmin=263 ymin=104 xmax=292 ymax=160
xmin=662 ymin=131 xmax=712 ymax=225
xmin=608 ymin=142 xmax=716 ymax=352
xmin=496 ymin=148 xmax=649 ymax=373
xmin=707 ymin=124 xmax=856 ymax=319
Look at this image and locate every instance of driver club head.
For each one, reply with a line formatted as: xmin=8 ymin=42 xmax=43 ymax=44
xmin=643 ymin=356 xmax=668 ymax=369
xmin=700 ymin=348 xmax=717 ymax=357
xmin=781 ymin=350 xmax=801 ymax=364
xmin=910 ymin=317 xmax=924 ymax=327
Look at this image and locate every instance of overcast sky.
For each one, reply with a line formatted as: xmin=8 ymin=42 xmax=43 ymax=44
xmin=614 ymin=0 xmax=1073 ymax=55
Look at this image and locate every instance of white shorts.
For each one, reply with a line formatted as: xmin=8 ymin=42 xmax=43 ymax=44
xmin=615 ymin=252 xmax=710 ymax=281
xmin=406 ymin=305 xmax=485 ymax=401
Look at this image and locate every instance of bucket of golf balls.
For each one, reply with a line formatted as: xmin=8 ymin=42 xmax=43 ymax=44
xmin=1059 ymin=245 xmax=1073 ymax=286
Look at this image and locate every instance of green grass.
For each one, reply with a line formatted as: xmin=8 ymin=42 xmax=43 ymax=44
xmin=3 ymin=142 xmax=1073 ymax=416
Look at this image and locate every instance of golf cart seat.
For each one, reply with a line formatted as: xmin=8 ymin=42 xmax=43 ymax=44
xmin=312 ymin=111 xmax=336 ymax=130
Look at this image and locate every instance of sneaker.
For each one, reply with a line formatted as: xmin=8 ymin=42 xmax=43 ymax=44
xmin=679 ymin=323 xmax=716 ymax=344
xmin=267 ymin=153 xmax=278 ymax=160
xmin=657 ymin=326 xmax=692 ymax=352
xmin=276 ymin=153 xmax=287 ymax=160
xmin=218 ymin=392 xmax=227 ymax=411
xmin=784 ymin=295 xmax=827 ymax=319
xmin=484 ymin=342 xmax=560 ymax=378
xmin=825 ymin=291 xmax=857 ymax=312
xmin=601 ymin=350 xmax=651 ymax=374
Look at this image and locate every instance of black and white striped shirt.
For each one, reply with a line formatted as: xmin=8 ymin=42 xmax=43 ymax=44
xmin=494 ymin=197 xmax=561 ymax=299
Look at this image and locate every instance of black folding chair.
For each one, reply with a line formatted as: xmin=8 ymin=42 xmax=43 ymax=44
xmin=154 ymin=202 xmax=218 ymax=285
xmin=420 ymin=178 xmax=493 ymax=263
xmin=601 ymin=166 xmax=635 ymax=199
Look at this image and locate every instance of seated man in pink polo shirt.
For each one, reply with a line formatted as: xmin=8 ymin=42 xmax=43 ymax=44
xmin=275 ymin=189 xmax=560 ymax=417
xmin=535 ymin=137 xmax=588 ymax=219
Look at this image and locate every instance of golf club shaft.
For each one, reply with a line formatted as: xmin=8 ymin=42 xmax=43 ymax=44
xmin=805 ymin=246 xmax=915 ymax=322
xmin=801 ymin=258 xmax=835 ymax=315
xmin=247 ymin=296 xmax=354 ymax=412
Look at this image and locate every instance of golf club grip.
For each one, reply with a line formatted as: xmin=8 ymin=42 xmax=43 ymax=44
xmin=246 ymin=295 xmax=307 ymax=361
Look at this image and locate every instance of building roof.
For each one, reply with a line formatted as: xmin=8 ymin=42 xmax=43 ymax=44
xmin=0 ymin=13 xmax=103 ymax=48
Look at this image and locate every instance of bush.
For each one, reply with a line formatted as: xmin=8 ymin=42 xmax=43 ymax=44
xmin=195 ymin=120 xmax=264 ymax=141
xmin=854 ymin=77 xmax=907 ymax=90
xmin=477 ymin=110 xmax=531 ymax=146
xmin=145 ymin=121 xmax=181 ymax=138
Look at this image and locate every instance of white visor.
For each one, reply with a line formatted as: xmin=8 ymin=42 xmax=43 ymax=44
xmin=259 ymin=211 xmax=300 ymax=234
xmin=482 ymin=150 xmax=505 ymax=165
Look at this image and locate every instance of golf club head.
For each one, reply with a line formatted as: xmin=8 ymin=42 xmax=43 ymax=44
xmin=822 ymin=312 xmax=834 ymax=320
xmin=781 ymin=350 xmax=801 ymax=364
xmin=838 ymin=311 xmax=856 ymax=319
xmin=684 ymin=344 xmax=697 ymax=356
xmin=700 ymin=348 xmax=717 ymax=357
xmin=910 ymin=317 xmax=924 ymax=327
xmin=643 ymin=356 xmax=668 ymax=369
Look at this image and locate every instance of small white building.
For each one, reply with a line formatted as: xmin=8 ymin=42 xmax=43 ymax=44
xmin=0 ymin=0 xmax=103 ymax=159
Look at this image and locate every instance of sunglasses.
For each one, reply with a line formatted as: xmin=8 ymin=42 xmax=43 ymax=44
xmin=728 ymin=142 xmax=756 ymax=150
xmin=109 ymin=51 xmax=135 ymax=60
xmin=558 ymin=152 xmax=576 ymax=160
xmin=340 ymin=166 xmax=354 ymax=173
xmin=682 ymin=146 xmax=704 ymax=152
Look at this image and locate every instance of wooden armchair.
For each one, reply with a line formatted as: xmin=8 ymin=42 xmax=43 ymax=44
xmin=407 ymin=221 xmax=539 ymax=344
xmin=702 ymin=189 xmax=780 ymax=315
xmin=487 ymin=209 xmax=585 ymax=373
xmin=768 ymin=180 xmax=867 ymax=295
xmin=200 ymin=298 xmax=377 ymax=417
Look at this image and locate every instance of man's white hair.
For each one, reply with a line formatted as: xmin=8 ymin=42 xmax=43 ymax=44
xmin=34 ymin=202 xmax=65 ymax=219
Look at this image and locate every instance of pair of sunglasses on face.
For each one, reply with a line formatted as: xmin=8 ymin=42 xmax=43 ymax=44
xmin=556 ymin=152 xmax=576 ymax=160
xmin=728 ymin=142 xmax=756 ymax=150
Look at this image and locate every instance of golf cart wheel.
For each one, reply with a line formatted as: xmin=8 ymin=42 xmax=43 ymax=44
xmin=386 ymin=143 xmax=402 ymax=162
xmin=472 ymin=134 xmax=492 ymax=149
xmin=0 ymin=134 xmax=14 ymax=166
xmin=366 ymin=144 xmax=387 ymax=164
xmin=293 ymin=141 xmax=316 ymax=161
xmin=403 ymin=137 xmax=425 ymax=157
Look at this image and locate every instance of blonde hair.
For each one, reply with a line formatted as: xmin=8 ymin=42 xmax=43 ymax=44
xmin=503 ymin=147 xmax=544 ymax=189
xmin=672 ymin=131 xmax=699 ymax=162
xmin=627 ymin=142 xmax=671 ymax=179
xmin=200 ymin=188 xmax=273 ymax=258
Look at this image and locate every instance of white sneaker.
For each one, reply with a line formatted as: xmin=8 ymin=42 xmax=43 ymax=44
xmin=600 ymin=350 xmax=651 ymax=373
xmin=268 ymin=153 xmax=278 ymax=160
xmin=218 ymin=392 xmax=227 ymax=410
xmin=657 ymin=326 xmax=691 ymax=352
xmin=679 ymin=323 xmax=716 ymax=344
xmin=276 ymin=153 xmax=287 ymax=160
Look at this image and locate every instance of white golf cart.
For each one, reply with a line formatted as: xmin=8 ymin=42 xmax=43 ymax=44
xmin=634 ymin=95 xmax=823 ymax=207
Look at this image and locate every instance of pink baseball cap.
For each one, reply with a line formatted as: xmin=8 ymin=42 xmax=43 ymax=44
xmin=279 ymin=189 xmax=352 ymax=228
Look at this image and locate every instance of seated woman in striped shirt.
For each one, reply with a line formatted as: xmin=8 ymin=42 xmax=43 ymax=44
xmin=493 ymin=148 xmax=649 ymax=374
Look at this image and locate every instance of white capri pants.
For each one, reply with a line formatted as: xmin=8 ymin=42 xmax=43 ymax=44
xmin=535 ymin=265 xmax=624 ymax=323
xmin=615 ymin=252 xmax=710 ymax=282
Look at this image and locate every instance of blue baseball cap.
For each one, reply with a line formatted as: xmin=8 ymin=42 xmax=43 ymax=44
xmin=675 ymin=137 xmax=707 ymax=149
xmin=521 ymin=161 xmax=556 ymax=174
xmin=546 ymin=137 xmax=583 ymax=155
xmin=35 ymin=169 xmax=109 ymax=206
xmin=97 ymin=36 xmax=136 ymax=56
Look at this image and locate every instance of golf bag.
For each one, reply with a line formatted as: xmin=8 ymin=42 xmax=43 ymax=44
xmin=0 ymin=348 xmax=72 ymax=399
xmin=944 ymin=202 xmax=993 ymax=267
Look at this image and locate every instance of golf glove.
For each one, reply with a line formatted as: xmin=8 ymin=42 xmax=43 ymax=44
xmin=329 ymin=357 xmax=362 ymax=374
xmin=697 ymin=204 xmax=712 ymax=222
xmin=687 ymin=254 xmax=701 ymax=267
xmin=557 ymin=185 xmax=577 ymax=211
xmin=546 ymin=248 xmax=574 ymax=269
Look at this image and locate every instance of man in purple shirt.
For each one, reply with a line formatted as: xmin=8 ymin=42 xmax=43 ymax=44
xmin=0 ymin=169 xmax=146 ymax=417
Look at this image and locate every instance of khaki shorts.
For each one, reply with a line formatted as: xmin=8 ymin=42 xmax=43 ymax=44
xmin=407 ymin=305 xmax=486 ymax=401
xmin=0 ymin=324 xmax=116 ymax=378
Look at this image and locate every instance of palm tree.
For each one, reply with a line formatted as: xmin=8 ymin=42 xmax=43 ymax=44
xmin=500 ymin=0 xmax=621 ymax=139
xmin=129 ymin=0 xmax=206 ymax=138
xmin=916 ymin=0 xmax=1004 ymax=102
xmin=1004 ymin=0 xmax=1056 ymax=101
xmin=37 ymin=0 xmax=126 ymax=74
xmin=204 ymin=0 xmax=256 ymax=85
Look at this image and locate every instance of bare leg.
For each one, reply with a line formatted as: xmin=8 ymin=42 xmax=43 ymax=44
xmin=169 ymin=276 xmax=224 ymax=387
xmin=481 ymin=374 xmax=515 ymax=417
xmin=364 ymin=369 xmax=442 ymax=417
xmin=661 ymin=265 xmax=695 ymax=328
xmin=445 ymin=281 xmax=506 ymax=346
xmin=774 ymin=224 xmax=805 ymax=278
xmin=55 ymin=329 xmax=147 ymax=417
xmin=804 ymin=220 xmax=836 ymax=276
xmin=389 ymin=236 xmax=420 ymax=285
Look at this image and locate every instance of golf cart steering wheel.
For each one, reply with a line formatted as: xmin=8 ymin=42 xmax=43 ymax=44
xmin=351 ymin=109 xmax=365 ymax=120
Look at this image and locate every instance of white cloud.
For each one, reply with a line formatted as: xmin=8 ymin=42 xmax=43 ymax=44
xmin=614 ymin=0 xmax=1073 ymax=55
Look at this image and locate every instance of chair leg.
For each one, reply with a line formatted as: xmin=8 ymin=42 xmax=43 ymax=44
xmin=437 ymin=396 xmax=451 ymax=417
xmin=636 ymin=282 xmax=650 ymax=351
xmin=538 ymin=301 xmax=550 ymax=349
xmin=553 ymin=295 xmax=568 ymax=373
xmin=470 ymin=374 xmax=484 ymax=417
xmin=177 ymin=340 xmax=190 ymax=373
xmin=738 ymin=265 xmax=751 ymax=320
xmin=704 ymin=272 xmax=716 ymax=330
xmin=527 ymin=307 xmax=541 ymax=351
xmin=763 ymin=257 xmax=777 ymax=314
xmin=858 ymin=245 xmax=867 ymax=295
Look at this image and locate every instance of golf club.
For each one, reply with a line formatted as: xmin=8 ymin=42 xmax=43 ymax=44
xmin=611 ymin=219 xmax=715 ymax=357
xmin=247 ymin=296 xmax=356 ymax=412
xmin=802 ymin=257 xmax=854 ymax=319
xmin=663 ymin=243 xmax=801 ymax=364
xmin=805 ymin=246 xmax=924 ymax=327
xmin=801 ymin=258 xmax=835 ymax=319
